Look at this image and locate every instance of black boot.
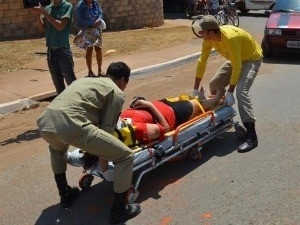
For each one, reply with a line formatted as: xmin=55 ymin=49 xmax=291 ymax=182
xmin=54 ymin=173 xmax=80 ymax=208
xmin=110 ymin=191 xmax=141 ymax=224
xmin=237 ymin=122 xmax=258 ymax=153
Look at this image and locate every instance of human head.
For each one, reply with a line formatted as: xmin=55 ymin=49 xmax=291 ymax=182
xmin=192 ymin=15 xmax=220 ymax=39
xmin=106 ymin=62 xmax=131 ymax=91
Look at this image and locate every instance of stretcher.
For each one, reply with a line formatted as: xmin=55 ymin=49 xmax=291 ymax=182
xmin=69 ymin=104 xmax=246 ymax=203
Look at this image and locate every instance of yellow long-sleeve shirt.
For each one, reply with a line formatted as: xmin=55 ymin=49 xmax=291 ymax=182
xmin=196 ymin=25 xmax=262 ymax=85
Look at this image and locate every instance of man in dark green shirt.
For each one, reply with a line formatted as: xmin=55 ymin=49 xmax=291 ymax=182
xmin=31 ymin=0 xmax=77 ymax=94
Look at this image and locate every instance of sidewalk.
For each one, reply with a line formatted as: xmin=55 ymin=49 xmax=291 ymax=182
xmin=0 ymin=38 xmax=201 ymax=115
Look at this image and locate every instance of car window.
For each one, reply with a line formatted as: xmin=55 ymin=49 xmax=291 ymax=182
xmin=273 ymin=0 xmax=300 ymax=12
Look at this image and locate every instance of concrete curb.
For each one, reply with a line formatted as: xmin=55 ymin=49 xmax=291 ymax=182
xmin=0 ymin=52 xmax=200 ymax=116
xmin=0 ymin=98 xmax=39 ymax=116
xmin=131 ymin=52 xmax=200 ymax=76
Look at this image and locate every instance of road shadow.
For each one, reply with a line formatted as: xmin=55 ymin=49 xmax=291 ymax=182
xmin=34 ymin=131 xmax=240 ymax=225
xmin=238 ymin=11 xmax=268 ymax=18
xmin=263 ymin=52 xmax=300 ymax=65
xmin=127 ymin=130 xmax=240 ymax=203
xmin=34 ymin=181 xmax=116 ymax=225
xmin=0 ymin=128 xmax=40 ymax=146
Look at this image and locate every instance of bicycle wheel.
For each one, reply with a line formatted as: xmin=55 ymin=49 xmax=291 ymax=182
xmin=191 ymin=15 xmax=204 ymax=38
xmin=184 ymin=0 xmax=194 ymax=18
xmin=231 ymin=11 xmax=239 ymax=26
xmin=220 ymin=13 xmax=229 ymax=25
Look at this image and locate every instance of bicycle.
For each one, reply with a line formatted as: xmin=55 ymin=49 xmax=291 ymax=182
xmin=184 ymin=0 xmax=210 ymax=18
xmin=191 ymin=1 xmax=239 ymax=38
xmin=218 ymin=0 xmax=239 ymax=26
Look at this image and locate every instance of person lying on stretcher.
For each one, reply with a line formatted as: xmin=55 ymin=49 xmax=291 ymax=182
xmin=121 ymin=87 xmax=224 ymax=143
xmin=67 ymin=87 xmax=225 ymax=181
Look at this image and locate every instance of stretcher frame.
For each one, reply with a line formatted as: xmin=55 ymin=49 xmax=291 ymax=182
xmin=78 ymin=104 xmax=245 ymax=203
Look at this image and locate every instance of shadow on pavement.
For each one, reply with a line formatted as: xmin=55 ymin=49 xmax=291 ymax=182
xmin=0 ymin=129 xmax=40 ymax=146
xmin=34 ymin=131 xmax=239 ymax=225
xmin=238 ymin=11 xmax=268 ymax=18
xmin=263 ymin=52 xmax=300 ymax=65
xmin=35 ymin=181 xmax=116 ymax=225
xmin=132 ymin=131 xmax=240 ymax=203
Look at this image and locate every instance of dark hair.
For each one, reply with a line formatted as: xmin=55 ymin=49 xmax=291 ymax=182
xmin=106 ymin=62 xmax=131 ymax=81
xmin=81 ymin=152 xmax=98 ymax=171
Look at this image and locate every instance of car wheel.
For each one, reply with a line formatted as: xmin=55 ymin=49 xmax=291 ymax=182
xmin=261 ymin=40 xmax=273 ymax=58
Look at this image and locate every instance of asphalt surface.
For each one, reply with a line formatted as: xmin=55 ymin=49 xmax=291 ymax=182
xmin=1 ymin=12 xmax=299 ymax=225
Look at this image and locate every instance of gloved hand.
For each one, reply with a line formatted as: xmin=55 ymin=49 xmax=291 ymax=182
xmin=192 ymin=89 xmax=201 ymax=97
xmin=65 ymin=149 xmax=84 ymax=167
xmin=101 ymin=169 xmax=114 ymax=182
xmin=225 ymin=92 xmax=235 ymax=105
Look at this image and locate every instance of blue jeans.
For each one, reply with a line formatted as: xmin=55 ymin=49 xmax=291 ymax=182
xmin=47 ymin=47 xmax=77 ymax=94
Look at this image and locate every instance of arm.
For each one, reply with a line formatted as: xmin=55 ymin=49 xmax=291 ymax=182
xmin=31 ymin=3 xmax=72 ymax=31
xmin=132 ymin=100 xmax=170 ymax=133
xmin=97 ymin=92 xmax=125 ymax=180
xmin=35 ymin=14 xmax=45 ymax=33
xmin=194 ymin=41 xmax=212 ymax=90
xmin=93 ymin=1 xmax=103 ymax=27
xmin=99 ymin=92 xmax=125 ymax=134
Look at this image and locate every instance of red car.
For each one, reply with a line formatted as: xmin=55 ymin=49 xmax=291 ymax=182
xmin=261 ymin=0 xmax=300 ymax=57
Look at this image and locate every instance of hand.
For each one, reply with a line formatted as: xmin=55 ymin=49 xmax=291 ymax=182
xmin=225 ymin=92 xmax=235 ymax=105
xmin=192 ymin=89 xmax=201 ymax=97
xmin=30 ymin=3 xmax=45 ymax=14
xmin=131 ymin=99 xmax=150 ymax=109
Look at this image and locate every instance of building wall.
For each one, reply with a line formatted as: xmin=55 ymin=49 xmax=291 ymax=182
xmin=0 ymin=0 xmax=164 ymax=40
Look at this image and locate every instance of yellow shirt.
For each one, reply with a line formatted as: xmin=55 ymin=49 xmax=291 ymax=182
xmin=196 ymin=25 xmax=262 ymax=85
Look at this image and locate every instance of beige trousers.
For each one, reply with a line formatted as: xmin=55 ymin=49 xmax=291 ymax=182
xmin=40 ymin=124 xmax=134 ymax=193
xmin=209 ymin=59 xmax=262 ymax=123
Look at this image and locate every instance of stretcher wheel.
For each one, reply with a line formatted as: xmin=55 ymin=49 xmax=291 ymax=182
xmin=79 ymin=173 xmax=94 ymax=191
xmin=235 ymin=125 xmax=247 ymax=139
xmin=127 ymin=186 xmax=139 ymax=204
xmin=189 ymin=147 xmax=202 ymax=161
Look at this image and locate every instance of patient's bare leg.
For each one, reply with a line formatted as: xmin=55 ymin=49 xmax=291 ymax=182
xmin=200 ymin=88 xmax=225 ymax=111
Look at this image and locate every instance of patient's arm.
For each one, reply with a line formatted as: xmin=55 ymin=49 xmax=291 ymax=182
xmin=145 ymin=123 xmax=162 ymax=140
xmin=131 ymin=99 xmax=170 ymax=133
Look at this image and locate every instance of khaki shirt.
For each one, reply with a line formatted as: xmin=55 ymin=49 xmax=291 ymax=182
xmin=37 ymin=77 xmax=125 ymax=135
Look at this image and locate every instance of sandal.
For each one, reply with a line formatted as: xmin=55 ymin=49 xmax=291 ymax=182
xmin=87 ymin=73 xmax=96 ymax=77
xmin=97 ymin=72 xmax=106 ymax=77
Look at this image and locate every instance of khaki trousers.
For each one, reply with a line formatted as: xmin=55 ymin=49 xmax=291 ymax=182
xmin=209 ymin=59 xmax=261 ymax=123
xmin=40 ymin=124 xmax=134 ymax=193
